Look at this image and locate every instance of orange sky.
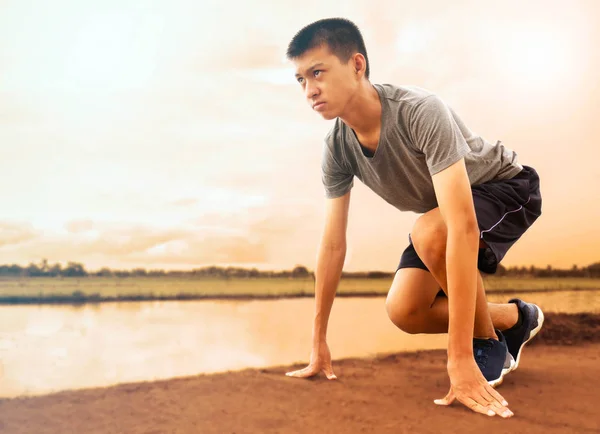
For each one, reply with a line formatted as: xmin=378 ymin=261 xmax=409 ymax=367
xmin=0 ymin=0 xmax=598 ymax=272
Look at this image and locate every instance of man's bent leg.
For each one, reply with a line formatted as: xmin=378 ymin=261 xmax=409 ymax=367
xmin=386 ymin=267 xmax=518 ymax=334
xmin=410 ymin=208 xmax=498 ymax=339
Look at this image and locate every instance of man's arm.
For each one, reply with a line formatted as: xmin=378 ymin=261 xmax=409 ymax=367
xmin=286 ymin=190 xmax=351 ymax=379
xmin=431 ymin=157 xmax=480 ymax=357
xmin=406 ymin=93 xmax=511 ymax=417
xmin=313 ymin=190 xmax=351 ymax=344
xmin=431 ymin=157 xmax=511 ymax=416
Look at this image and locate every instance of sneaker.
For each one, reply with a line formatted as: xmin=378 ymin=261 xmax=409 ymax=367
xmin=473 ymin=330 xmax=515 ymax=387
xmin=503 ymin=299 xmax=545 ymax=370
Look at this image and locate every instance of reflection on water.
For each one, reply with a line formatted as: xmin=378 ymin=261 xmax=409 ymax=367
xmin=0 ymin=290 xmax=598 ymax=398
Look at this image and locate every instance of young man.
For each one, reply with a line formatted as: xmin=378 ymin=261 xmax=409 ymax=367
xmin=284 ymin=18 xmax=544 ymax=419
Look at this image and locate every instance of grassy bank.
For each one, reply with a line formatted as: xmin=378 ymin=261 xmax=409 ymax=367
xmin=0 ymin=276 xmax=599 ymax=305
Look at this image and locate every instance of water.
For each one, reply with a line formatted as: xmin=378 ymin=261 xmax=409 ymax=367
xmin=0 ymin=290 xmax=598 ymax=398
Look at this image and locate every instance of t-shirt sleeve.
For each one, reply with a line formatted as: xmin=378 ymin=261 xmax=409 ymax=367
xmin=321 ymin=140 xmax=354 ymax=199
xmin=409 ymin=95 xmax=471 ymax=176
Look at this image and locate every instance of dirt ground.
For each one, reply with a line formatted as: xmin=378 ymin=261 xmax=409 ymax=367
xmin=0 ymin=313 xmax=599 ymax=434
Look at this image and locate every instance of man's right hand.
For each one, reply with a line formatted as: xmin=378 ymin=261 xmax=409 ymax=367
xmin=285 ymin=341 xmax=337 ymax=380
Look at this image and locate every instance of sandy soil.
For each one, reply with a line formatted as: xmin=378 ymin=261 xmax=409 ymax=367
xmin=0 ymin=313 xmax=599 ymax=434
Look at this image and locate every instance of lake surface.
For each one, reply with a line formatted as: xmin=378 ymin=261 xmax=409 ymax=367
xmin=0 ymin=290 xmax=598 ymax=398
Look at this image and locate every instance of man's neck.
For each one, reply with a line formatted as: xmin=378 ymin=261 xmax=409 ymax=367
xmin=338 ymin=82 xmax=381 ymax=137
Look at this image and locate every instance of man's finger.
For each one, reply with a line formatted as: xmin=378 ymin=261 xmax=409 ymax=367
xmin=484 ymin=383 xmax=509 ymax=407
xmin=323 ymin=367 xmax=337 ymax=380
xmin=481 ymin=384 xmax=513 ymax=417
xmin=285 ymin=367 xmax=313 ymax=377
xmin=434 ymin=388 xmax=455 ymax=406
xmin=461 ymin=397 xmax=496 ymax=417
xmin=458 ymin=387 xmax=513 ymax=419
xmin=285 ymin=366 xmax=317 ymax=378
xmin=479 ymin=390 xmax=512 ymax=417
xmin=477 ymin=391 xmax=512 ymax=417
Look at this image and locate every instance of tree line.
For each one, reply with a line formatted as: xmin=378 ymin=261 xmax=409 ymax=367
xmin=0 ymin=259 xmax=599 ymax=278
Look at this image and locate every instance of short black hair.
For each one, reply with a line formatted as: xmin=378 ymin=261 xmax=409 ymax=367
xmin=286 ymin=18 xmax=370 ymax=79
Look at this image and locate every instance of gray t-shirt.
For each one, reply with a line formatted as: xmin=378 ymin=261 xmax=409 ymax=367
xmin=321 ymin=83 xmax=523 ymax=214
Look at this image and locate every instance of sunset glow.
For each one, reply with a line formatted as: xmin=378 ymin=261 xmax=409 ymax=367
xmin=0 ymin=1 xmax=598 ymax=272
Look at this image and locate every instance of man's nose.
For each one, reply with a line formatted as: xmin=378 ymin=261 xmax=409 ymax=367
xmin=305 ymin=80 xmax=318 ymax=99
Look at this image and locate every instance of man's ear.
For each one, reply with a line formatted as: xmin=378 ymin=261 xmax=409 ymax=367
xmin=353 ymin=53 xmax=365 ymax=74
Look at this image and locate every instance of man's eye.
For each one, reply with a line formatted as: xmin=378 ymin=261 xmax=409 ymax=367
xmin=297 ymin=77 xmax=304 ymax=84
xmin=314 ymin=70 xmax=321 ymax=77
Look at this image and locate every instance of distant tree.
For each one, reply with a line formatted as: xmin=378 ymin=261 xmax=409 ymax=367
xmin=587 ymin=262 xmax=600 ymax=278
xmin=0 ymin=264 xmax=22 ymax=276
xmin=48 ymin=263 xmax=62 ymax=277
xmin=95 ymin=267 xmax=113 ymax=277
xmin=25 ymin=262 xmax=42 ymax=277
xmin=291 ymin=265 xmax=309 ymax=278
xmin=39 ymin=258 xmax=50 ymax=275
xmin=63 ymin=262 xmax=87 ymax=277
xmin=204 ymin=266 xmax=222 ymax=278
xmin=132 ymin=268 xmax=148 ymax=277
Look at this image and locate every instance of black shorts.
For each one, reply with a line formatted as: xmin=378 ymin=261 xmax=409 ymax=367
xmin=396 ymin=165 xmax=542 ymax=276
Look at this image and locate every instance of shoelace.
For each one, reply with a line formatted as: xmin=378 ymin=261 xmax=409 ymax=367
xmin=473 ymin=340 xmax=494 ymax=368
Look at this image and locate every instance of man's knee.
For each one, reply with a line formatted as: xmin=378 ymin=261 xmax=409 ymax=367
xmin=385 ymin=295 xmax=426 ymax=335
xmin=410 ymin=213 xmax=447 ymax=266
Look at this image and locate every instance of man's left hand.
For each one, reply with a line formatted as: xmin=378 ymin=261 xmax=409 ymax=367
xmin=434 ymin=357 xmax=514 ymax=418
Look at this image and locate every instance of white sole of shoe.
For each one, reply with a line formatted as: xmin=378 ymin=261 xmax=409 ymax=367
xmin=488 ymin=356 xmax=516 ymax=388
xmin=512 ymin=303 xmax=545 ymax=371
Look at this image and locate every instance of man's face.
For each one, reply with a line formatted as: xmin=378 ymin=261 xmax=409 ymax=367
xmin=293 ymin=44 xmax=358 ymax=120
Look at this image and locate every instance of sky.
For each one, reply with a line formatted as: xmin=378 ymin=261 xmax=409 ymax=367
xmin=0 ymin=0 xmax=598 ymax=272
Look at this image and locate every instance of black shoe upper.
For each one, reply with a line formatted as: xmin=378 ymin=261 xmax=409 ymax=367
xmin=503 ymin=299 xmax=539 ymax=361
xmin=473 ymin=330 xmax=511 ymax=382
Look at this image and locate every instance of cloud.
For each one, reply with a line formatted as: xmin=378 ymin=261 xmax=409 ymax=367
xmin=0 ymin=221 xmax=40 ymax=247
xmin=0 ymin=218 xmax=276 ymax=268
xmin=65 ymin=219 xmax=94 ymax=233
xmin=127 ymin=234 xmax=269 ymax=265
xmin=73 ymin=225 xmax=193 ymax=256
